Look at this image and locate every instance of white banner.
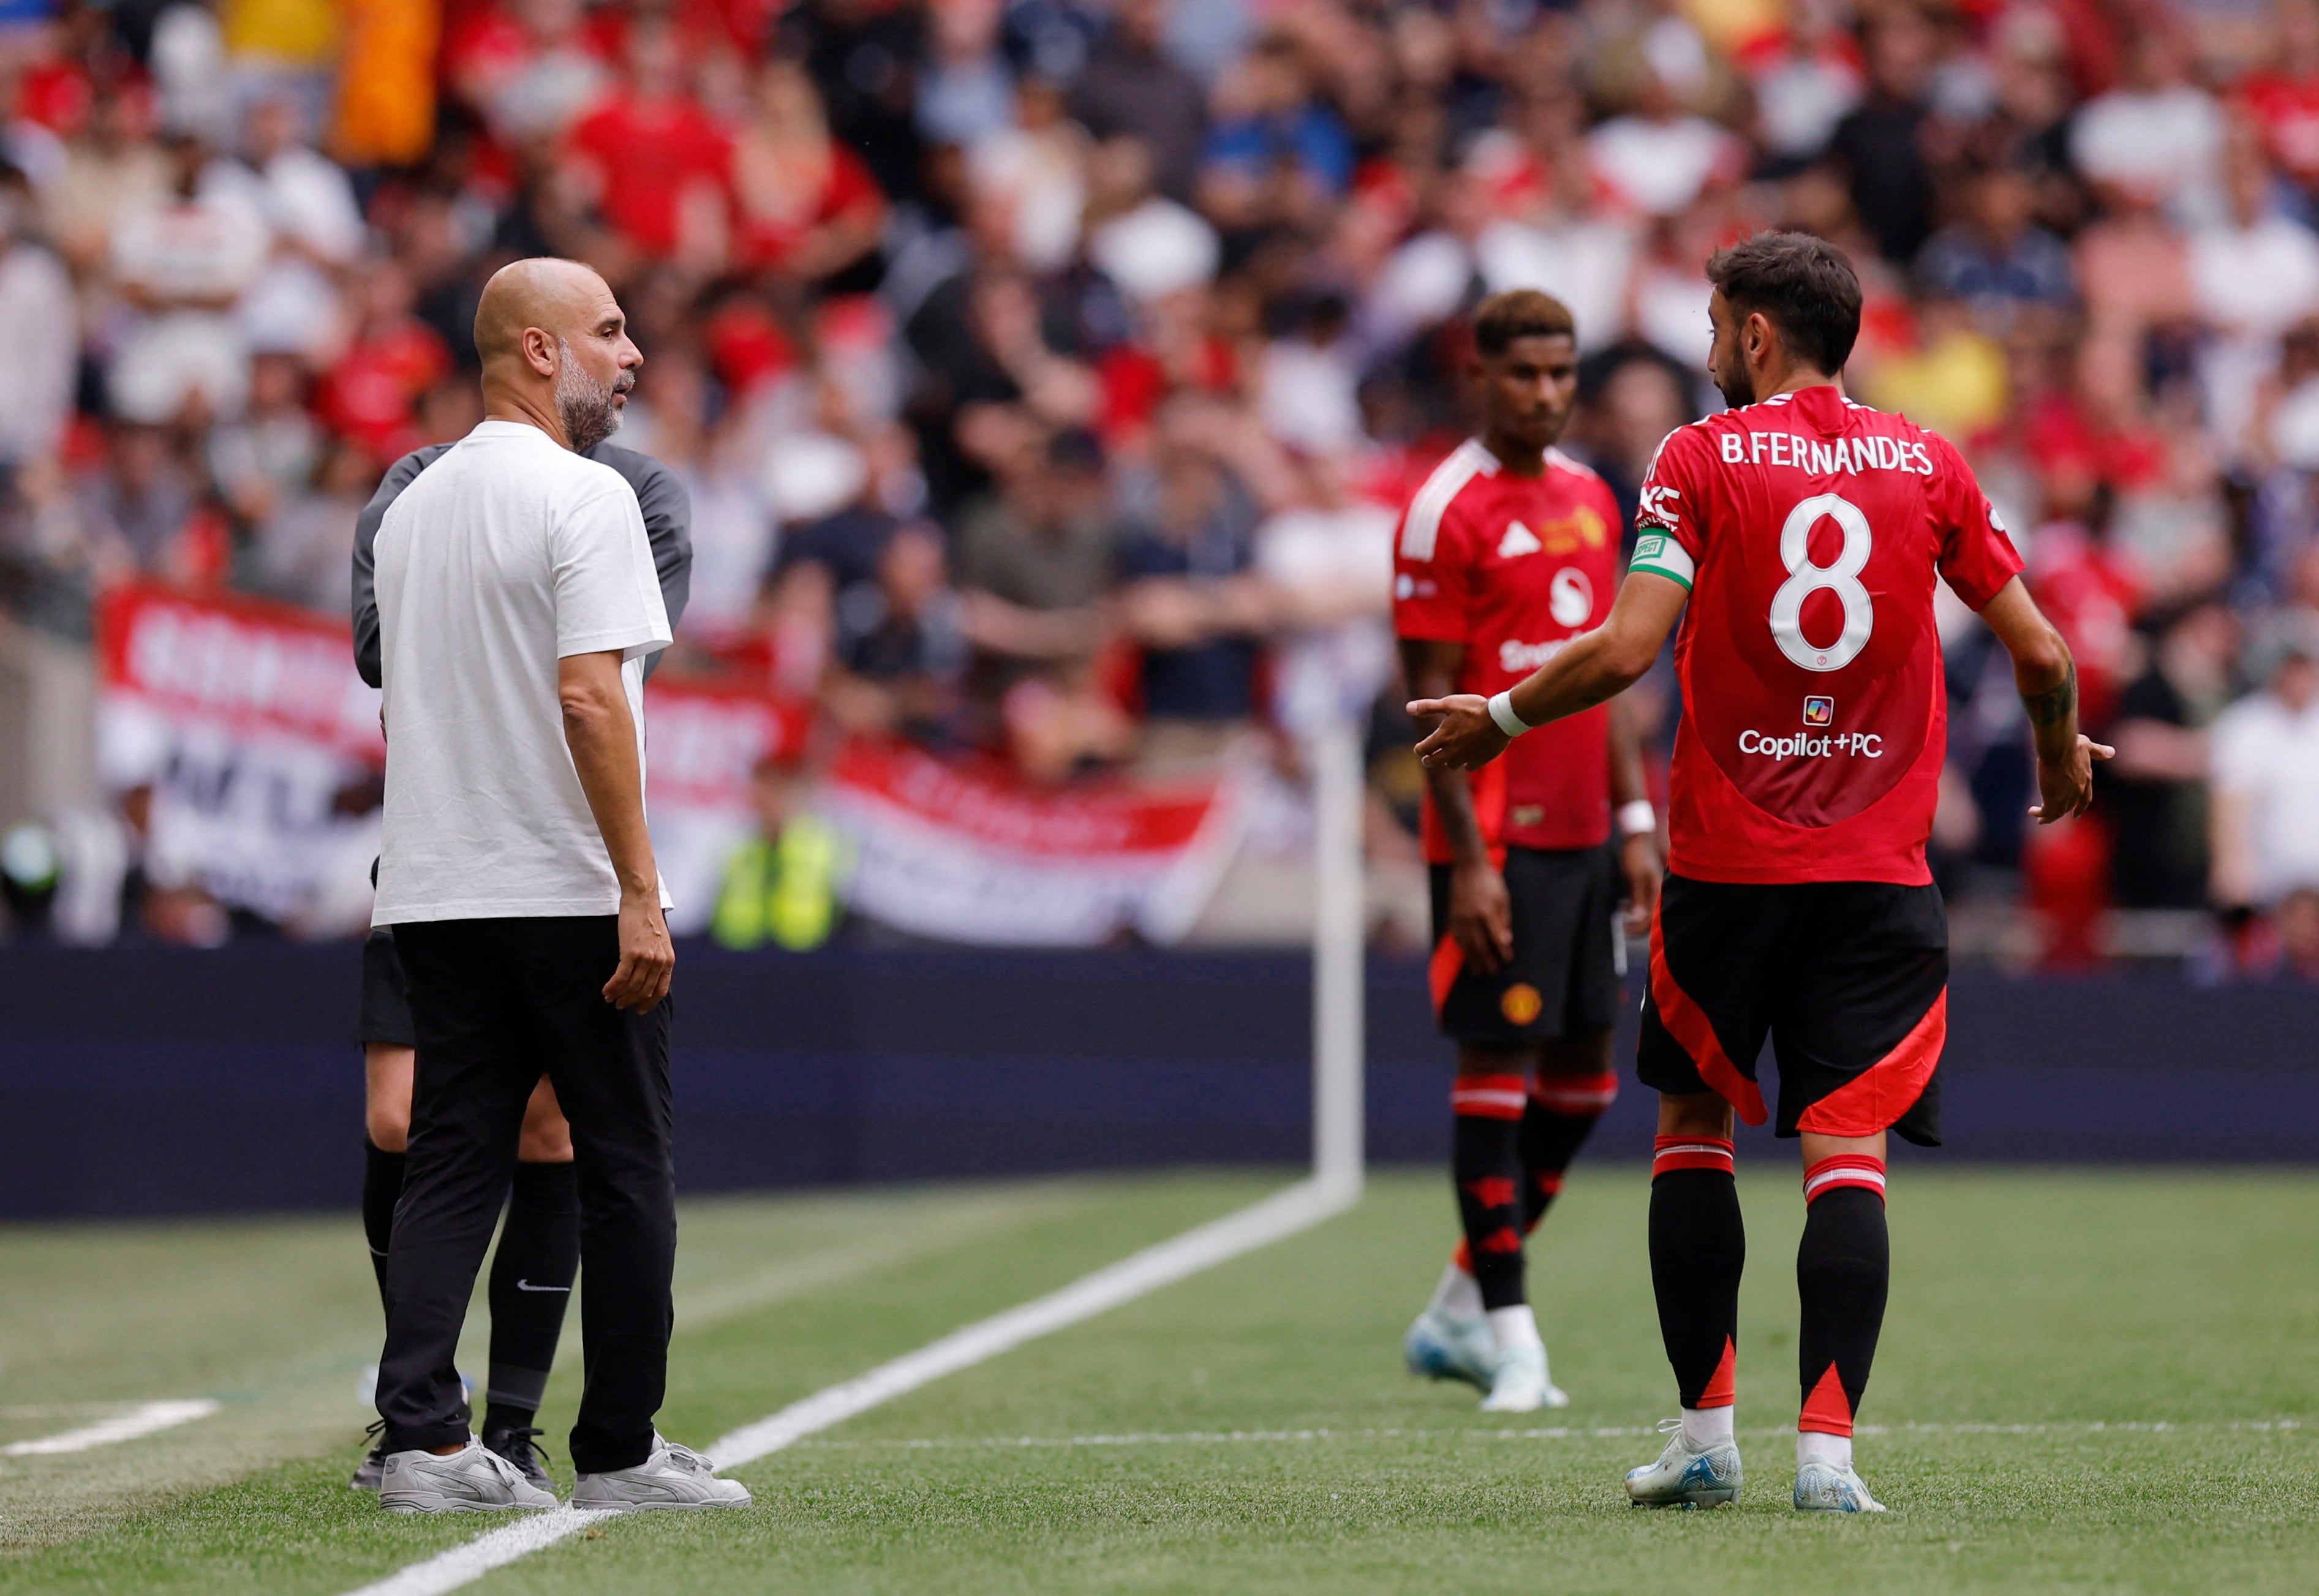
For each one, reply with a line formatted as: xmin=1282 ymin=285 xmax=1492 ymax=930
xmin=816 ymin=738 xmax=1246 ymax=946
xmin=96 ymin=582 xmax=383 ymax=936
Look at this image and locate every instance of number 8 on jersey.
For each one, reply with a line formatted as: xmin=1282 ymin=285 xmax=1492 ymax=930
xmin=1771 ymin=494 xmax=1874 ymax=672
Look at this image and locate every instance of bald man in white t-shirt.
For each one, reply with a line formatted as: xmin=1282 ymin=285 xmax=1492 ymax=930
xmin=368 ymin=258 xmax=747 ymax=1516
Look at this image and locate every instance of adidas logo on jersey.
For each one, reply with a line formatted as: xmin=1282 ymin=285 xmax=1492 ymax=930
xmin=1498 ymin=521 xmax=1542 ymax=558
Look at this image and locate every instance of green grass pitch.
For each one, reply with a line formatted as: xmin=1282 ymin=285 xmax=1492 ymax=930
xmin=2 ymin=1165 xmax=2316 ymax=1594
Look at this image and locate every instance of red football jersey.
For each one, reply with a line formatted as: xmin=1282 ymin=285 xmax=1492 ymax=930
xmin=1394 ymin=440 xmax=1623 ymax=860
xmin=1629 ymin=385 xmax=2023 ymax=885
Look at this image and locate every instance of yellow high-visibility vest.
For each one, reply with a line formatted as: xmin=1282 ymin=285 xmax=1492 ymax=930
xmin=712 ymin=815 xmax=851 ymax=952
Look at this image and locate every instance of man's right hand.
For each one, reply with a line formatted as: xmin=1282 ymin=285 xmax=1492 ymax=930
xmin=1410 ymin=694 xmax=1511 ymax=771
xmin=605 ymin=890 xmax=675 ymax=1011
xmin=1448 ymin=858 xmax=1515 ymax=974
xmin=2029 ymin=733 xmax=2114 ymax=824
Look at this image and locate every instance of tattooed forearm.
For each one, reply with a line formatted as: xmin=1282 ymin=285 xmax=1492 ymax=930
xmin=2022 ymin=659 xmax=2076 ymax=726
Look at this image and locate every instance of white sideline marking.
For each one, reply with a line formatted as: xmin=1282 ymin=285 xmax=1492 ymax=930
xmin=338 ymin=1176 xmax=1356 ymax=1596
xmin=341 ymin=1506 xmax=617 ymax=1596
xmin=3 ymin=1399 xmax=221 ymax=1456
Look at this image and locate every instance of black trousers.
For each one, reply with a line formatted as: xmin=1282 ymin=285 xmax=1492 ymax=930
xmin=379 ymin=916 xmax=675 ymax=1474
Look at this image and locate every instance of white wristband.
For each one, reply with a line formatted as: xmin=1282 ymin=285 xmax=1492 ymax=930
xmin=1618 ymin=800 xmax=1658 ymax=838
xmin=1487 ymin=690 xmax=1531 ymax=737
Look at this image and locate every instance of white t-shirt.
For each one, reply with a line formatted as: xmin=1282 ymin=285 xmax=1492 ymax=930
xmin=1474 ymin=217 xmax=1637 ymax=352
xmin=110 ymin=190 xmax=270 ymax=301
xmin=2211 ymin=687 xmax=2319 ymax=902
xmin=1584 ymin=114 xmax=1741 ymax=218
xmin=2070 ymin=85 xmax=2224 ymax=215
xmin=372 ymin=420 xmax=673 ymax=924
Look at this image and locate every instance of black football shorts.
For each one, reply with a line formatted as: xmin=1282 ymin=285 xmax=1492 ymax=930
xmin=356 ymin=927 xmax=418 ymax=1049
xmin=1428 ymin=843 xmax=1624 ymax=1047
xmin=1637 ymin=874 xmax=1946 ymax=1145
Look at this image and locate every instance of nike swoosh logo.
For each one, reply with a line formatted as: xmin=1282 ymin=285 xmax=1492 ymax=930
xmin=514 ymin=1279 xmax=571 ymax=1293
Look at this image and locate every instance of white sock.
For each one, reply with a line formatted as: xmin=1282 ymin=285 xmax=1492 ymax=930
xmin=1486 ymin=1303 xmax=1542 ymax=1352
xmin=1798 ymin=1430 xmax=1851 ymax=1470
xmin=1681 ymin=1404 xmax=1734 ymax=1450
xmin=1430 ymin=1260 xmax=1483 ymax=1320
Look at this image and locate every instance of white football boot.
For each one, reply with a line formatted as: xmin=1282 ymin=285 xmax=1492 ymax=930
xmin=1623 ymin=1419 xmax=1743 ymax=1508
xmin=1403 ymin=1306 xmax=1496 ymax=1391
xmin=1793 ymin=1459 xmax=1888 ymax=1512
xmin=1478 ymin=1342 xmax=1571 ymax=1412
xmin=573 ymin=1434 xmax=752 ymax=1511
xmin=379 ymin=1439 xmax=557 ymax=1514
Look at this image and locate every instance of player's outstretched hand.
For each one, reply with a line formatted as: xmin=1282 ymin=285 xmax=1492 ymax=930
xmin=2027 ymin=734 xmax=2114 ymax=824
xmin=606 ymin=891 xmax=676 ymax=1012
xmin=1409 ymin=694 xmax=1510 ymax=771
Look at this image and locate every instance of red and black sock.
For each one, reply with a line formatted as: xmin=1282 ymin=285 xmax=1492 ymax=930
xmin=361 ymin=1138 xmax=406 ymax=1318
xmin=1797 ymin=1154 xmax=1889 ymax=1440
xmin=1450 ymin=1074 xmax=1529 ymax=1311
xmin=483 ymin=1159 xmax=581 ymax=1435
xmin=1519 ymin=1071 xmax=1618 ymax=1228
xmin=1649 ymin=1134 xmax=1743 ymax=1410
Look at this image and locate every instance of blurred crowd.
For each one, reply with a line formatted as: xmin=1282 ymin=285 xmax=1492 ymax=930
xmin=4 ymin=0 xmax=2319 ymax=970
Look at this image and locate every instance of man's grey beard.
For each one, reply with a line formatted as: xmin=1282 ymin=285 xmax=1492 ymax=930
xmin=555 ymin=337 xmax=627 ymax=453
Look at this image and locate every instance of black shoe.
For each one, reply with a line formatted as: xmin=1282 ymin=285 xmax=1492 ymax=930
xmin=349 ymin=1420 xmax=388 ymax=1491
xmin=482 ymin=1423 xmax=554 ymax=1490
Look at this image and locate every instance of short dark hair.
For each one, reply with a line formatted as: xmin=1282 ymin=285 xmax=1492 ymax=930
xmin=1473 ymin=288 xmax=1576 ymax=358
xmin=1706 ymin=232 xmax=1863 ymax=376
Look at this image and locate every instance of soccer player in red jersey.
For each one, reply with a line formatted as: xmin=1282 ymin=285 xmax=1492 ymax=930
xmin=1392 ymin=290 xmax=1662 ymax=1413
xmin=1412 ymin=236 xmax=2110 ymax=1510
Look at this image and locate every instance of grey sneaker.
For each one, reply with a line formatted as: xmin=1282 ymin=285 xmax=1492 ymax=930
xmin=573 ymin=1435 xmax=751 ymax=1512
xmin=350 ymin=1421 xmax=389 ymax=1491
xmin=379 ymin=1439 xmax=557 ymax=1514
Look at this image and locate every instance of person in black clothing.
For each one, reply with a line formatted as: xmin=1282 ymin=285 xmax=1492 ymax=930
xmin=775 ymin=0 xmax=926 ymax=205
xmin=1828 ymin=5 xmax=1940 ymax=264
xmin=825 ymin=521 xmax=970 ymax=744
xmin=1117 ymin=439 xmax=1269 ymax=764
xmin=2105 ymin=599 xmax=2238 ymax=910
xmin=779 ymin=502 xmax=901 ymax=597
xmin=341 ymin=435 xmax=690 ymax=1491
xmin=1069 ymin=0 xmax=1208 ymax=201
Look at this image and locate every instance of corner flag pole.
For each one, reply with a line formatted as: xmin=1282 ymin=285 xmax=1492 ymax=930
xmin=1311 ymin=715 xmax=1366 ymax=1199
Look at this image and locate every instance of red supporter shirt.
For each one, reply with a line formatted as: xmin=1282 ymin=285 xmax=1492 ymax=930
xmin=2242 ymin=72 xmax=2319 ymax=185
xmin=318 ymin=320 xmax=453 ymax=463
xmin=1393 ymin=440 xmax=1623 ymax=860
xmin=1629 ymin=385 xmax=2024 ymax=886
xmin=729 ymin=141 xmax=883 ymax=273
xmin=568 ymin=92 xmax=734 ymax=257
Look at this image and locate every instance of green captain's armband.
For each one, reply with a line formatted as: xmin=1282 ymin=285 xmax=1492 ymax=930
xmin=1628 ymin=532 xmax=1695 ymax=590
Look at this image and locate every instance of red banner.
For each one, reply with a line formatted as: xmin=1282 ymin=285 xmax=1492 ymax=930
xmin=643 ymin=674 xmax=812 ymax=810
xmin=95 ymin=582 xmax=383 ymax=933
xmin=826 ymin=739 xmax=1221 ymax=857
xmin=91 ymin=585 xmax=1245 ymax=946
xmin=816 ymin=737 xmax=1245 ymax=946
xmin=97 ymin=582 xmax=386 ymax=765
